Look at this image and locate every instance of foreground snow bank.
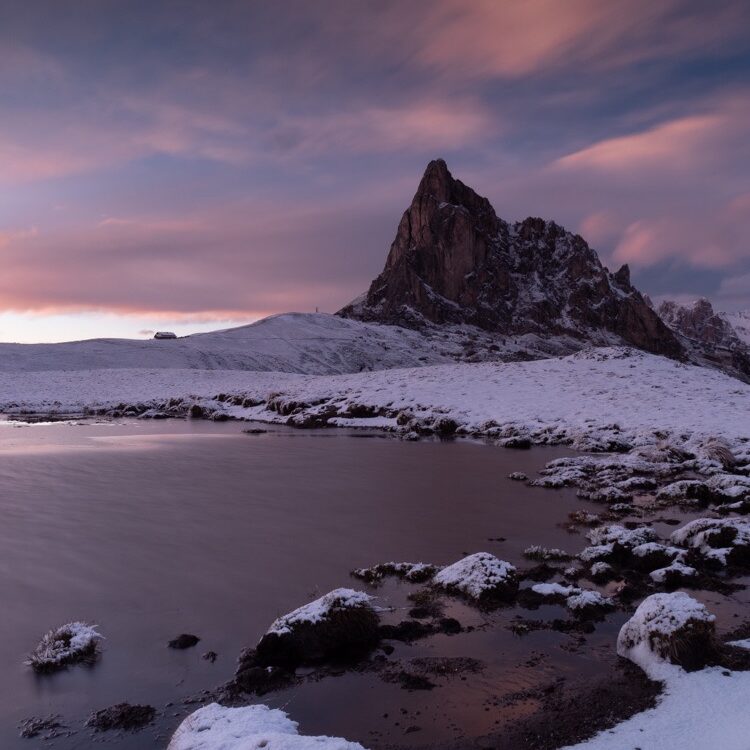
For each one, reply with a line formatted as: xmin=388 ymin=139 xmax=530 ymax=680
xmin=168 ymin=702 xmax=366 ymax=750
xmin=564 ymin=593 xmax=750 ymax=750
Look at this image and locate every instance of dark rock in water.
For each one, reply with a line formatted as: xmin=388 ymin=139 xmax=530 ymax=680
xmin=202 ymin=650 xmax=218 ymax=662
xmin=432 ymin=417 xmax=458 ymax=436
xmin=86 ymin=703 xmax=155 ymax=731
xmin=384 ymin=671 xmax=436 ymax=691
xmin=438 ymin=617 xmax=462 ymax=634
xmin=230 ymin=660 xmax=295 ymax=696
xmin=339 ymin=159 xmax=682 ymax=359
xmin=168 ymin=633 xmax=200 ymax=649
xmin=501 ymin=437 xmax=532 ymax=450
xmin=379 ymin=620 xmax=436 ymax=642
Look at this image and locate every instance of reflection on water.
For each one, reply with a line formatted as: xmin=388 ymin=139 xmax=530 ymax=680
xmin=0 ymin=420 xmax=709 ymax=749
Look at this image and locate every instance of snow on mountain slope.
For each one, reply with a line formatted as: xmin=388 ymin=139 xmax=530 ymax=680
xmin=725 ymin=310 xmax=750 ymax=345
xmin=0 ymin=313 xmax=457 ymax=375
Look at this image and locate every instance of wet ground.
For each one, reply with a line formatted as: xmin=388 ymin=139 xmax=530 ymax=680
xmin=0 ymin=419 xmax=745 ymax=748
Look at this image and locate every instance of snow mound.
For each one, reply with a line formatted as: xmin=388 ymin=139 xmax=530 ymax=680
xmin=26 ymin=622 xmax=102 ymax=672
xmin=587 ymin=524 xmax=657 ymax=548
xmin=167 ymin=702 xmax=366 ymax=750
xmin=616 ymin=592 xmax=716 ymax=672
xmin=432 ymin=552 xmax=517 ymax=601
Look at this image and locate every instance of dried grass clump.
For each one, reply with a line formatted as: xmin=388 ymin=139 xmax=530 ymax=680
xmin=26 ymin=622 xmax=102 ymax=673
xmin=523 ymin=545 xmax=572 ymax=562
xmin=701 ymin=436 xmax=737 ymax=470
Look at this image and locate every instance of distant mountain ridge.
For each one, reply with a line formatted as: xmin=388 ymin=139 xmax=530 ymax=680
xmin=339 ymin=159 xmax=682 ymax=358
xmin=656 ymin=297 xmax=750 ymax=381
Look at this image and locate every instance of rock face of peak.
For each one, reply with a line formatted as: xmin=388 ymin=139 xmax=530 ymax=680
xmin=658 ymin=298 xmax=739 ymax=348
xmin=340 ymin=160 xmax=682 ymax=358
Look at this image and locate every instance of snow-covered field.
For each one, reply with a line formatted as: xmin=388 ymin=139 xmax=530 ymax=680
xmin=3 ymin=346 xmax=747 ymax=457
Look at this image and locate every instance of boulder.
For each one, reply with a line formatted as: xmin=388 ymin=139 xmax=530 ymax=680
xmin=616 ymin=592 xmax=716 ymax=670
xmin=254 ymin=589 xmax=379 ymax=668
xmin=432 ymin=552 xmax=517 ymax=603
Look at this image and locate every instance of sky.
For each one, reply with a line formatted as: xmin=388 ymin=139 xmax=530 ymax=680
xmin=1 ymin=0 xmax=749 ymax=343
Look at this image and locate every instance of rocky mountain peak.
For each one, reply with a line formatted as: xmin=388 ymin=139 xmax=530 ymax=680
xmin=340 ymin=160 xmax=683 ymax=359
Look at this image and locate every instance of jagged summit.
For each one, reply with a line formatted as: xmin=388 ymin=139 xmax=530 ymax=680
xmin=339 ymin=160 xmax=682 ymax=358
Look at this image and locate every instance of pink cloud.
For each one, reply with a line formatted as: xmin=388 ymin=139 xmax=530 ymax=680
xmin=612 ymin=203 xmax=750 ymax=270
xmin=409 ymin=0 xmax=745 ymax=79
xmin=0 ymin=191 xmax=397 ymax=316
xmin=578 ymin=211 xmax=624 ymax=248
xmin=556 ymin=114 xmax=724 ymax=172
xmin=269 ymin=99 xmax=495 ymax=156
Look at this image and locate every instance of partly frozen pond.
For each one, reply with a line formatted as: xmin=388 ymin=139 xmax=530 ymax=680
xmin=0 ymin=420 xmax=724 ymax=748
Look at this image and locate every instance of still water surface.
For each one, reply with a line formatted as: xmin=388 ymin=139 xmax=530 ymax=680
xmin=0 ymin=420 xmax=694 ymax=748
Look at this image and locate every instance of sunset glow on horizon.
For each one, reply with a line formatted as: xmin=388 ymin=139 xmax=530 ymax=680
xmin=2 ymin=0 xmax=750 ymax=342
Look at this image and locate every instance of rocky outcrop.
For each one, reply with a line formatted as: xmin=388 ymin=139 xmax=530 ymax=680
xmin=340 ymin=159 xmax=683 ymax=358
xmin=658 ymin=297 xmax=741 ymax=348
xmin=657 ymin=298 xmax=750 ymax=381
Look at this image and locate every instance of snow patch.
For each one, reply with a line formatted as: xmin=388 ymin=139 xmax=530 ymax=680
xmin=167 ymin=702 xmax=366 ymax=750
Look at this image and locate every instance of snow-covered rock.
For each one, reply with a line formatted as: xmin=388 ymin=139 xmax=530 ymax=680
xmin=649 ymin=562 xmax=697 ymax=584
xmin=630 ymin=542 xmax=685 ymax=571
xmin=616 ymin=592 xmax=716 ymax=671
xmin=530 ymin=583 xmax=612 ymax=613
xmin=254 ymin=589 xmax=379 ymax=667
xmin=432 ymin=552 xmax=517 ymax=602
xmin=266 ymin=589 xmax=373 ymax=636
xmin=670 ymin=517 xmax=750 ymax=567
xmin=587 ymin=524 xmax=657 ymax=548
xmin=167 ymin=702 xmax=366 ymax=750
xmin=589 ymin=561 xmax=614 ymax=581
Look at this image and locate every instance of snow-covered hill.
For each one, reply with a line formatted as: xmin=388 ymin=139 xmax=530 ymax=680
xmin=0 ymin=313 xmax=459 ymax=375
